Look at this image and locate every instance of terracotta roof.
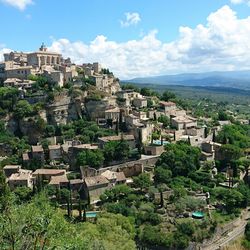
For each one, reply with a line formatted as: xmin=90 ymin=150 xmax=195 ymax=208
xmin=172 ymin=116 xmax=196 ymax=123
xmin=105 ymin=107 xmax=120 ymax=113
xmin=48 ymin=145 xmax=61 ymax=150
xmin=22 ymin=153 xmax=30 ymax=161
xmin=101 ymin=170 xmax=117 ymax=180
xmin=8 ymin=170 xmax=32 ymax=181
xmin=116 ymin=172 xmax=126 ymax=182
xmin=159 ymin=101 xmax=176 ymax=106
xmin=70 ymin=179 xmax=83 ymax=185
xmin=49 ymin=175 xmax=68 ymax=185
xmin=98 ymin=134 xmax=134 ymax=142
xmin=33 ymin=169 xmax=66 ymax=176
xmin=32 ymin=145 xmax=44 ymax=153
xmin=73 ymin=144 xmax=98 ymax=150
xmin=3 ymin=165 xmax=21 ymax=170
xmin=84 ymin=175 xmax=109 ymax=187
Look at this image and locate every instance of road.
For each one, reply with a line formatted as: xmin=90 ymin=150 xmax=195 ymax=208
xmin=201 ymin=209 xmax=249 ymax=250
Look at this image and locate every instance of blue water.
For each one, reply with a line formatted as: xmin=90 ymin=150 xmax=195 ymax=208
xmin=192 ymin=211 xmax=204 ymax=218
xmin=86 ymin=211 xmax=97 ymax=218
xmin=153 ymin=140 xmax=169 ymax=146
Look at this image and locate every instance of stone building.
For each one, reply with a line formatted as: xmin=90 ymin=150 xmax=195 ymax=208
xmin=98 ymin=134 xmax=135 ymax=149
xmin=83 ymin=170 xmax=126 ymax=203
xmin=133 ymin=97 xmax=147 ymax=108
xmin=84 ymin=175 xmax=110 ymax=203
xmin=1 ymin=44 xmax=78 ymax=87
xmin=27 ymin=43 xmax=62 ymax=68
xmin=32 ymin=169 xmax=66 ymax=181
xmin=8 ymin=169 xmax=34 ymax=190
xmin=171 ymin=116 xmax=197 ymax=130
xmin=48 ymin=145 xmax=62 ymax=161
xmin=31 ymin=145 xmax=45 ymax=162
xmin=3 ymin=165 xmax=21 ymax=178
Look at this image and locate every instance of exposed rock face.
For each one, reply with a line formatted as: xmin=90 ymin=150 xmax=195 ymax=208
xmin=19 ymin=119 xmax=44 ymax=144
xmin=46 ymin=91 xmax=85 ymax=125
xmin=85 ymin=100 xmax=110 ymax=120
xmin=6 ymin=117 xmax=44 ymax=144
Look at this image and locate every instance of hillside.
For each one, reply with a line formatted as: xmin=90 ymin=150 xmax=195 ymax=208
xmin=126 ymin=71 xmax=250 ymax=90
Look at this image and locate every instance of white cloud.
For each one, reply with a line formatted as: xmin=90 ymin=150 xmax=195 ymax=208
xmin=2 ymin=5 xmax=250 ymax=79
xmin=47 ymin=6 xmax=250 ymax=79
xmin=120 ymin=12 xmax=141 ymax=27
xmin=1 ymin=0 xmax=33 ymax=10
xmin=230 ymin=0 xmax=250 ymax=5
xmin=0 ymin=45 xmax=11 ymax=61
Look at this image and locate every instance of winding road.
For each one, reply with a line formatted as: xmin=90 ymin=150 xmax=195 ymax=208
xmin=200 ymin=209 xmax=249 ymax=250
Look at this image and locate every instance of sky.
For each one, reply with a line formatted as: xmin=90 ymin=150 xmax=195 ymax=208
xmin=1 ymin=0 xmax=250 ymax=79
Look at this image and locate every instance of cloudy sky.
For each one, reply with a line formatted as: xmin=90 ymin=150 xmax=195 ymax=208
xmin=1 ymin=0 xmax=250 ymax=79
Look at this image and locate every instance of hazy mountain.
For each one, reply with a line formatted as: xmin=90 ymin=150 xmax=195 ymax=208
xmin=126 ymin=71 xmax=250 ymax=90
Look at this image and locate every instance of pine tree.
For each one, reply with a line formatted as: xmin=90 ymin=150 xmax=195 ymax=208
xmin=0 ymin=170 xmax=11 ymax=212
xmin=212 ymin=130 xmax=216 ymax=142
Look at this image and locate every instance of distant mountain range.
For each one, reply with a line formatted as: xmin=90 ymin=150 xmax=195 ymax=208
xmin=126 ymin=71 xmax=250 ymax=91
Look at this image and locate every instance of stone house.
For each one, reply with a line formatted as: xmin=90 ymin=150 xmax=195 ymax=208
xmin=101 ymin=170 xmax=126 ymax=186
xmin=48 ymin=145 xmax=62 ymax=161
xmin=98 ymin=134 xmax=135 ymax=149
xmin=8 ymin=169 xmax=34 ymax=190
xmin=3 ymin=78 xmax=36 ymax=89
xmin=84 ymin=175 xmax=110 ymax=203
xmin=32 ymin=169 xmax=66 ymax=181
xmin=159 ymin=101 xmax=176 ymax=113
xmin=3 ymin=165 xmax=21 ymax=178
xmin=31 ymin=145 xmax=45 ymax=162
xmin=171 ymin=116 xmax=197 ymax=130
xmin=133 ymin=97 xmax=147 ymax=108
xmin=104 ymin=107 xmax=120 ymax=122
xmin=144 ymin=145 xmax=165 ymax=156
xmin=84 ymin=170 xmax=127 ymax=203
xmin=48 ymin=174 xmax=69 ymax=188
xmin=201 ymin=141 xmax=222 ymax=161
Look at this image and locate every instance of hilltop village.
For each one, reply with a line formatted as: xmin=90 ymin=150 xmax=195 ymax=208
xmin=0 ymin=45 xmax=250 ymax=249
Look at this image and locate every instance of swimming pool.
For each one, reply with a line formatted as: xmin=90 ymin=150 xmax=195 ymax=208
xmin=153 ymin=140 xmax=169 ymax=146
xmin=85 ymin=211 xmax=98 ymax=218
xmin=192 ymin=211 xmax=204 ymax=219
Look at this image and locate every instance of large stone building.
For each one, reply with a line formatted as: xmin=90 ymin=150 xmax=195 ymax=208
xmin=1 ymin=44 xmax=78 ymax=87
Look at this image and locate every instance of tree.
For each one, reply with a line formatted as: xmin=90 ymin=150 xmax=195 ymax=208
xmin=14 ymin=187 xmax=32 ymax=203
xmin=140 ymin=87 xmax=153 ymax=96
xmin=158 ymin=115 xmax=170 ymax=128
xmin=156 ymin=143 xmax=201 ymax=177
xmin=14 ymin=100 xmax=33 ymax=119
xmin=133 ymin=173 xmax=152 ymax=190
xmin=218 ymin=110 xmax=228 ymax=121
xmin=115 ymin=139 xmax=130 ymax=161
xmin=161 ymin=91 xmax=176 ymax=101
xmin=213 ymin=187 xmax=244 ymax=213
xmin=77 ymin=149 xmax=104 ymax=168
xmin=220 ymin=144 xmax=242 ymax=163
xmin=0 ymin=87 xmax=19 ymax=112
xmin=0 ymin=170 xmax=12 ymax=212
xmin=45 ymin=125 xmax=56 ymax=137
xmin=154 ymin=167 xmax=172 ymax=184
xmin=177 ymin=222 xmax=195 ymax=237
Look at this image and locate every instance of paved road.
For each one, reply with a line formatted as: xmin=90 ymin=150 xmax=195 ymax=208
xmin=201 ymin=209 xmax=249 ymax=250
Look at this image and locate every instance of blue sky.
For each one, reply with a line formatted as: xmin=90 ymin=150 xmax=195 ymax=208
xmin=1 ymin=0 xmax=250 ymax=78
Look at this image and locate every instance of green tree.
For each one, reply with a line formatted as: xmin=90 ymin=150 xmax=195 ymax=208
xmin=77 ymin=149 xmax=104 ymax=168
xmin=158 ymin=115 xmax=170 ymax=128
xmin=156 ymin=142 xmax=201 ymax=177
xmin=154 ymin=167 xmax=172 ymax=184
xmin=14 ymin=100 xmax=33 ymax=119
xmin=161 ymin=91 xmax=176 ymax=101
xmin=133 ymin=173 xmax=152 ymax=190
